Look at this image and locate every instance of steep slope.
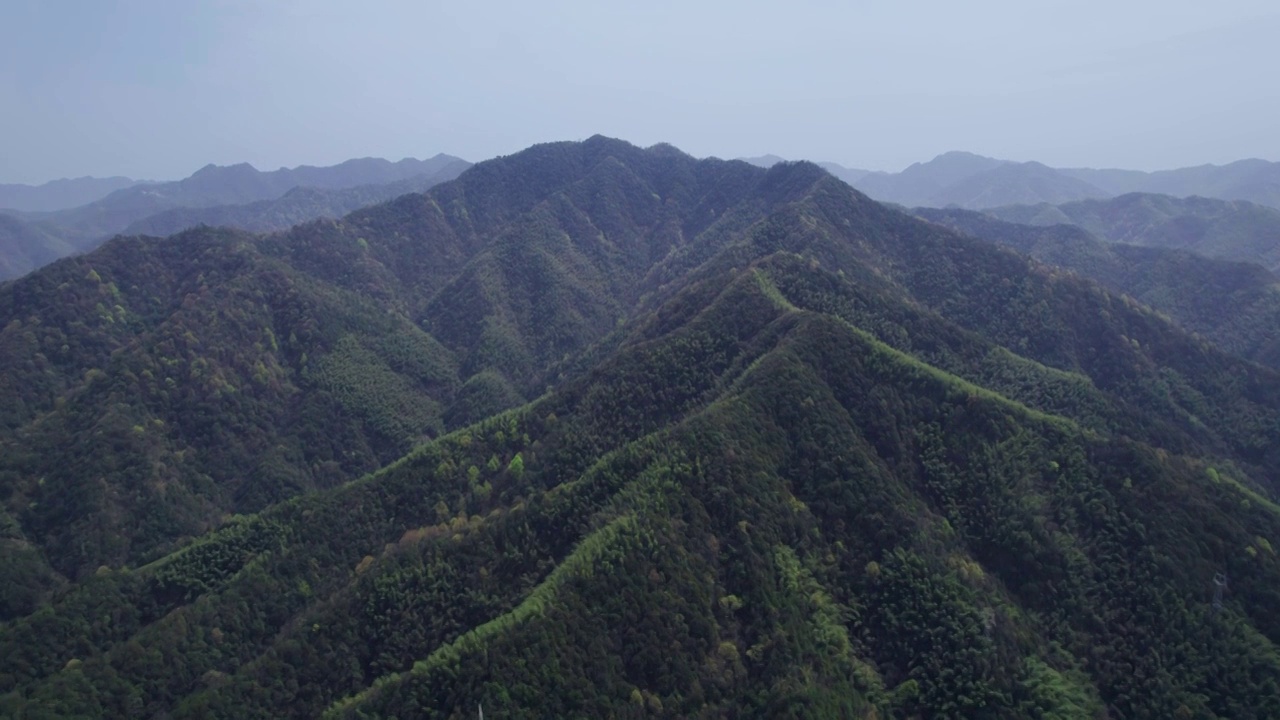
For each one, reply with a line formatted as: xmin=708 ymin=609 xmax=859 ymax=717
xmin=987 ymin=192 xmax=1280 ymax=272
xmin=0 ymin=138 xmax=800 ymax=582
xmin=2 ymin=137 xmax=1280 ymax=718
xmin=0 ymin=177 xmax=144 ymax=213
xmin=119 ymin=160 xmax=471 ymax=238
xmin=916 ymin=207 xmax=1280 ymax=368
xmin=2 ymin=241 xmax=1278 ymax=719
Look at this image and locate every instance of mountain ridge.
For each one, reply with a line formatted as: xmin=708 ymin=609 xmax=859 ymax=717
xmin=983 ymin=191 xmax=1280 ymax=272
xmin=0 ymin=154 xmax=470 ymax=281
xmin=1 ymin=136 xmax=1279 ymax=718
xmin=741 ymin=149 xmax=1280 ymax=211
xmin=0 ymin=176 xmax=147 ymax=213
xmin=914 ymin=205 xmax=1280 ymax=368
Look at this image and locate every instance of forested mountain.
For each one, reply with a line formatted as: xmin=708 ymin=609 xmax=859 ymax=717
xmin=915 ymin=207 xmax=1280 ymax=368
xmin=0 ymin=177 xmax=145 ymax=213
xmin=0 ymin=155 xmax=470 ymax=281
xmin=2 ymin=136 xmax=1279 ymax=718
xmin=985 ymin=192 xmax=1280 ymax=272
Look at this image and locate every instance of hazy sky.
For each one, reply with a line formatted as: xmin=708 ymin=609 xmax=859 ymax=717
xmin=2 ymin=0 xmax=1278 ymax=183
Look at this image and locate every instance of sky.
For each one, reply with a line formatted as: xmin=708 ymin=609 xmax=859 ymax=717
xmin=1 ymin=0 xmax=1278 ymax=184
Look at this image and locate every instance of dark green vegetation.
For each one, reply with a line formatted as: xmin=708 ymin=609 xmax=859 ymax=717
xmin=985 ymin=193 xmax=1280 ymax=273
xmin=0 ymin=155 xmax=470 ymax=282
xmin=916 ymin=207 xmax=1280 ymax=369
xmin=2 ymin=137 xmax=1279 ymax=718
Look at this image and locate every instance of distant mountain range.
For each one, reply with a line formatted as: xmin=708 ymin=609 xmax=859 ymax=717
xmin=0 ymin=176 xmax=147 ymax=213
xmin=0 ymin=154 xmax=470 ymax=281
xmin=743 ymin=151 xmax=1280 ymax=211
xmin=915 ymin=206 xmax=1280 ymax=368
xmin=983 ymin=193 xmax=1280 ymax=273
xmin=10 ymin=150 xmax=1275 ymax=284
xmin=120 ymin=159 xmax=471 ymax=237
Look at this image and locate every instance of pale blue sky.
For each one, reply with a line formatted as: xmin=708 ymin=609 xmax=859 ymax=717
xmin=2 ymin=0 xmax=1277 ymax=183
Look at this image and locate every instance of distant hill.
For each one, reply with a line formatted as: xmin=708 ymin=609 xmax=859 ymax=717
xmin=925 ymin=160 xmax=1110 ymax=208
xmin=776 ymin=150 xmax=1280 ymax=212
xmin=738 ymin=155 xmax=871 ymax=186
xmin=850 ymin=150 xmax=1008 ymax=206
xmin=985 ymin=192 xmax=1280 ymax=272
xmin=737 ymin=154 xmax=788 ymax=168
xmin=2 ymin=138 xmax=1280 ymax=717
xmin=0 ymin=154 xmax=470 ymax=280
xmin=1062 ymin=159 xmax=1280 ymax=209
xmin=848 ymin=153 xmax=1109 ymax=209
xmin=35 ymin=153 xmax=470 ymax=242
xmin=0 ymin=176 xmax=145 ymax=213
xmin=817 ymin=161 xmax=872 ymax=186
xmin=120 ymin=159 xmax=471 ymax=237
xmin=0 ymin=213 xmax=75 ymax=280
xmin=916 ymin=206 xmax=1280 ymax=368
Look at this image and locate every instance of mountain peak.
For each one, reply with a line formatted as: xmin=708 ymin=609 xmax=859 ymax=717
xmin=738 ymin=154 xmax=789 ymax=168
xmin=189 ymin=162 xmax=260 ymax=179
xmin=930 ymin=150 xmax=1001 ymax=163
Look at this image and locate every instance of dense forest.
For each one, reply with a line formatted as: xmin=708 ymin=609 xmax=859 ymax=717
xmin=914 ymin=207 xmax=1280 ymax=369
xmin=983 ymin=193 xmax=1280 ymax=272
xmin=1 ymin=136 xmax=1278 ymax=718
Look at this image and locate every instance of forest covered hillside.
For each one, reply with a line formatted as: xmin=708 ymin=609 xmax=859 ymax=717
xmin=983 ymin=192 xmax=1280 ymax=273
xmin=2 ymin=137 xmax=1279 ymax=718
xmin=914 ymin=206 xmax=1280 ymax=369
